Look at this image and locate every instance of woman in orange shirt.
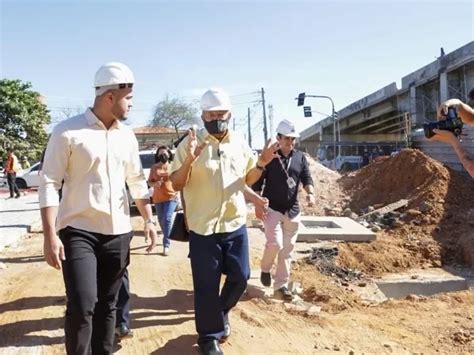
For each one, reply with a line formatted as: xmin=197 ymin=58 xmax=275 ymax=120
xmin=148 ymin=146 xmax=178 ymax=256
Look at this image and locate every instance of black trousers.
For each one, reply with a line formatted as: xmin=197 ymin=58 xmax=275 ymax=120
xmin=7 ymin=172 xmax=19 ymax=197
xmin=115 ymin=268 xmax=130 ymax=328
xmin=59 ymin=226 xmax=132 ymax=355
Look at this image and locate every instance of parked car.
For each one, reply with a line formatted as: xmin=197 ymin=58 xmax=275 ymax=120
xmin=15 ymin=162 xmax=41 ymax=189
xmin=127 ymin=150 xmax=156 ymax=207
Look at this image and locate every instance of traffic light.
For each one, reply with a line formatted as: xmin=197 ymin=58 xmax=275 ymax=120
xmin=304 ymin=106 xmax=312 ymax=117
xmin=297 ymin=92 xmax=305 ymax=106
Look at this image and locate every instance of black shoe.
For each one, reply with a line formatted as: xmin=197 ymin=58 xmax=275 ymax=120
xmin=199 ymin=339 xmax=223 ymax=355
xmin=115 ymin=324 xmax=133 ymax=340
xmin=260 ymin=271 xmax=271 ymax=287
xmin=220 ymin=315 xmax=231 ymax=343
xmin=15 ymin=194 xmax=20 ymax=198
xmin=274 ymin=286 xmax=294 ymax=301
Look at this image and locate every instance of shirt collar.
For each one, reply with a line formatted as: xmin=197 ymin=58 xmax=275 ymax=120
xmin=85 ymin=108 xmax=121 ymax=130
xmin=278 ymin=149 xmax=294 ymax=158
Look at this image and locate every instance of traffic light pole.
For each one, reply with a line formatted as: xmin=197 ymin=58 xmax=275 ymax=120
xmin=298 ymin=94 xmax=338 ymax=169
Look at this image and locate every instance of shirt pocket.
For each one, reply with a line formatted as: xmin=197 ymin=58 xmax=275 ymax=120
xmin=229 ymin=155 xmax=246 ymax=178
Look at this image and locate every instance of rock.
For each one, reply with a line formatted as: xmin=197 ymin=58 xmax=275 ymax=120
xmin=358 ymin=282 xmax=367 ymax=287
xmin=0 ymin=262 xmax=7 ymax=269
xmin=393 ymin=220 xmax=404 ymax=228
xmin=406 ymin=294 xmax=420 ymax=301
xmin=306 ymin=305 xmax=322 ymax=316
xmin=333 ymin=345 xmax=340 ymax=351
xmin=349 ymin=212 xmax=359 ymax=220
xmin=343 ymin=208 xmax=353 ymax=217
xmin=419 ymin=201 xmax=433 ymax=213
xmin=411 ymin=275 xmax=419 ymax=279
xmin=371 ymin=225 xmax=382 ymax=232
xmin=368 ymin=206 xmax=375 ymax=212
xmin=406 ymin=209 xmax=422 ymax=217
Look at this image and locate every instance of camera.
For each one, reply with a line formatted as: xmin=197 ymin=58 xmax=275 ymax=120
xmin=423 ymin=107 xmax=464 ymax=139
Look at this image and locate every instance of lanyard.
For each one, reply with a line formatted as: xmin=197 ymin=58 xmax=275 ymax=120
xmin=278 ymin=156 xmax=292 ymax=180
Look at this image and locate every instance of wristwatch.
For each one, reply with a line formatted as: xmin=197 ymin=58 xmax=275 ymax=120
xmin=146 ymin=219 xmax=157 ymax=226
xmin=256 ymin=162 xmax=266 ymax=171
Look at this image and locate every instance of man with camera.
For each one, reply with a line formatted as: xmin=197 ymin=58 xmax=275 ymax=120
xmin=428 ymin=98 xmax=474 ymax=177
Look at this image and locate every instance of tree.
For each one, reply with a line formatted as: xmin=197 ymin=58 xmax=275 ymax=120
xmin=150 ymin=95 xmax=200 ymax=138
xmin=0 ymin=79 xmax=51 ymax=164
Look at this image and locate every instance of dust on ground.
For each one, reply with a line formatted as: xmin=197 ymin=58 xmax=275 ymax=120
xmin=0 ymin=149 xmax=473 ymax=354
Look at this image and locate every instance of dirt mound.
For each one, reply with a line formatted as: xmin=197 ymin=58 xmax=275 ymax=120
xmin=299 ymin=155 xmax=348 ymax=216
xmin=338 ymin=149 xmax=474 ymax=272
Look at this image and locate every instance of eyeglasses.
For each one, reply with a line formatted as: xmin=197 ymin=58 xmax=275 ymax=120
xmin=95 ymin=83 xmax=133 ymax=90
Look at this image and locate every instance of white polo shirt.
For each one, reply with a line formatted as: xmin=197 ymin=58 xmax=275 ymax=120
xmin=39 ymin=108 xmax=149 ymax=235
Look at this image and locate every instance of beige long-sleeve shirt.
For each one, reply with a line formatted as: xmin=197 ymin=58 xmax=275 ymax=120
xmin=39 ymin=108 xmax=149 ymax=235
xmin=171 ymin=128 xmax=256 ymax=235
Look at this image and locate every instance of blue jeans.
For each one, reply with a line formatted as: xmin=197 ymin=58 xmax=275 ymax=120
xmin=189 ymin=225 xmax=250 ymax=344
xmin=155 ymin=200 xmax=178 ymax=248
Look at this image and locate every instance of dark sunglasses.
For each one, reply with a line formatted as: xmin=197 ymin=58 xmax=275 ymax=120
xmin=95 ymin=83 xmax=133 ymax=90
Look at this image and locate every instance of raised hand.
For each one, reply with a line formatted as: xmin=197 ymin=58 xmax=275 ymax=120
xmin=186 ymin=128 xmax=207 ymax=162
xmin=258 ymin=138 xmax=280 ymax=166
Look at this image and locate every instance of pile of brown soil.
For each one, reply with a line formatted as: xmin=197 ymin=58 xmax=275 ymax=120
xmin=299 ymin=155 xmax=349 ymax=216
xmin=338 ymin=149 xmax=474 ymax=272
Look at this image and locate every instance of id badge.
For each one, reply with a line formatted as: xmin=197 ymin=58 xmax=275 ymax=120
xmin=287 ymin=177 xmax=296 ymax=188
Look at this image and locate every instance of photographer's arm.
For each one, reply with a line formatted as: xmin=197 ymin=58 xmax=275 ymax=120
xmin=451 ymin=139 xmax=474 ymax=178
xmin=438 ymin=99 xmax=474 ymax=125
xmin=430 ymin=129 xmax=474 ymax=178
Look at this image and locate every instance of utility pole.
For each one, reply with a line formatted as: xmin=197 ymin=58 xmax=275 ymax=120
xmin=247 ymin=107 xmax=252 ymax=148
xmin=261 ymin=88 xmax=268 ymax=141
xmin=268 ymin=104 xmax=274 ymax=138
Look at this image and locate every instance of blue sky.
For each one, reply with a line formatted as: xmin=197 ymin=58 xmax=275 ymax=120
xmin=1 ymin=0 xmax=473 ymax=148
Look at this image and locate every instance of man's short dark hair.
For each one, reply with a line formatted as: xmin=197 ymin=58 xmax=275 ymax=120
xmin=468 ymin=88 xmax=474 ymax=101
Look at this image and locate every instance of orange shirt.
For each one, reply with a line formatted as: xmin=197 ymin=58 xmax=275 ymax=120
xmin=5 ymin=154 xmax=19 ymax=173
xmin=148 ymin=163 xmax=177 ymax=204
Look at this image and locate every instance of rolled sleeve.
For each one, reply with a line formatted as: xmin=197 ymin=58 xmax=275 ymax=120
xmin=170 ymin=137 xmax=188 ymax=174
xmin=245 ymin=147 xmax=258 ymax=175
xmin=125 ymin=137 xmax=149 ymax=200
xmin=39 ymin=127 xmax=70 ymax=208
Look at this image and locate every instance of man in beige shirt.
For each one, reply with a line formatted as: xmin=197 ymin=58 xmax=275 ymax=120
xmin=39 ymin=62 xmax=156 ymax=354
xmin=171 ymin=88 xmax=277 ymax=355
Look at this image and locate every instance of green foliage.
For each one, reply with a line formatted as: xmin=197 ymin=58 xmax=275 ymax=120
xmin=150 ymin=95 xmax=200 ymax=138
xmin=0 ymin=79 xmax=51 ymax=164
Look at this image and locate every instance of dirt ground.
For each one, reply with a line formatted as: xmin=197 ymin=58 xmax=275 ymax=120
xmin=0 ymin=149 xmax=473 ymax=354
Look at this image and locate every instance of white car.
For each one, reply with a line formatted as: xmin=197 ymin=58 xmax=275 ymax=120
xmin=127 ymin=150 xmax=156 ymax=206
xmin=15 ymin=162 xmax=41 ymax=189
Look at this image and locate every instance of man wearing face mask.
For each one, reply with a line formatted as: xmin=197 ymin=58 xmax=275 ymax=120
xmin=170 ymin=88 xmax=278 ymax=355
xmin=39 ymin=62 xmax=157 ymax=354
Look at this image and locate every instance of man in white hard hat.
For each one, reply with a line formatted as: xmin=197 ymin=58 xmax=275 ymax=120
xmin=39 ymin=62 xmax=157 ymax=354
xmin=252 ymin=119 xmax=315 ymax=301
xmin=170 ymin=88 xmax=277 ymax=355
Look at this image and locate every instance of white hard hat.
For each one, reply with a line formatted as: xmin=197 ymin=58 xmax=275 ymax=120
xmin=94 ymin=62 xmax=134 ymax=93
xmin=276 ymin=119 xmax=299 ymax=138
xmin=200 ymin=88 xmax=231 ymax=111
